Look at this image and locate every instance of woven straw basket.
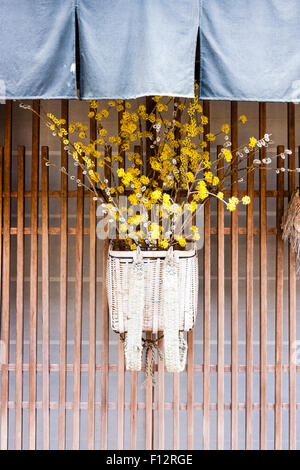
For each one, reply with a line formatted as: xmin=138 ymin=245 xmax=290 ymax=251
xmin=106 ymin=246 xmax=198 ymax=373
xmin=106 ymin=247 xmax=198 ymax=334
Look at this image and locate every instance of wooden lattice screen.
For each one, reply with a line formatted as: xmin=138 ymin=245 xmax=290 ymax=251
xmin=0 ymin=100 xmax=299 ymax=450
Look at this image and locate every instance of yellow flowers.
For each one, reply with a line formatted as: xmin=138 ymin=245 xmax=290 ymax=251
xmin=191 ymin=226 xmax=200 ymax=241
xmin=150 ymin=159 xmax=162 ymax=171
xmin=205 ymin=133 xmax=216 ymax=141
xmin=89 ymin=170 xmax=101 ymax=183
xmin=42 ymin=93 xmax=260 ymax=251
xmin=195 ymin=180 xmax=208 ymax=199
xmin=176 ymin=237 xmax=186 ymax=248
xmin=157 ymin=103 xmax=168 ymax=113
xmin=226 ymin=196 xmax=250 ymax=211
xmin=101 ymin=109 xmax=109 ymax=118
xmin=128 ymin=194 xmax=139 ymax=204
xmin=89 ymin=100 xmax=98 ymax=109
xmin=140 ymin=175 xmax=149 ymax=185
xmin=121 ymin=120 xmax=137 ymax=135
xmin=186 ymin=201 xmax=197 ymax=213
xmin=120 ymin=223 xmax=128 ymax=233
xmin=204 ymin=171 xmax=213 ymax=184
xmin=186 ymin=172 xmax=195 ymax=183
xmin=162 ymin=193 xmax=171 ymax=207
xmin=222 ymin=148 xmax=233 ymax=162
xmin=239 ymin=114 xmax=247 ymax=124
xmin=242 ymin=196 xmax=251 ymax=205
xmin=227 ymin=197 xmax=239 ymax=212
xmin=149 ymin=223 xmax=160 ymax=240
xmin=221 ymin=124 xmax=230 ymax=134
xmin=117 ymin=168 xmax=125 ymax=178
xmin=159 ymin=239 xmax=169 ymax=249
xmin=150 ymin=190 xmax=162 ymax=203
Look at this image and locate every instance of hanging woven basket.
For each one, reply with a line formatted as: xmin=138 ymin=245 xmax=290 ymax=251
xmin=106 ymin=245 xmax=198 ymax=373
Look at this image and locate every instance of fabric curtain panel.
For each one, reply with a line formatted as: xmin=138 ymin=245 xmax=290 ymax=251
xmin=0 ymin=0 xmax=77 ymax=100
xmin=199 ymin=0 xmax=300 ymax=102
xmin=1 ymin=0 xmax=300 ymax=101
xmin=0 ymin=0 xmax=199 ymax=100
xmin=77 ymin=0 xmax=199 ymax=99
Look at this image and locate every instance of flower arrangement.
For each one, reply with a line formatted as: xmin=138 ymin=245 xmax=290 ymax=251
xmin=21 ymin=87 xmax=297 ymax=251
xmin=19 ymin=90 xmax=300 ymax=374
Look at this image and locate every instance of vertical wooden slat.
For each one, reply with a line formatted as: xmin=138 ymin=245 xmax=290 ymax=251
xmin=287 ymin=104 xmax=296 ymax=450
xmin=157 ymin=332 xmax=164 ymax=449
xmin=100 ymin=147 xmax=111 ymax=450
xmin=72 ymin=157 xmax=83 ymax=450
xmin=117 ymin=340 xmax=125 ymax=449
xmin=299 ymin=146 xmax=300 ymax=193
xmin=275 ymin=146 xmax=284 ymax=450
xmin=58 ymin=100 xmax=68 ymax=447
xmin=88 ymin=109 xmax=97 ymax=450
xmin=15 ymin=147 xmax=24 ymax=450
xmin=130 ymin=370 xmax=138 ymax=450
xmin=145 ymin=332 xmax=153 ymax=450
xmin=173 ymin=371 xmax=180 ymax=449
xmin=0 ymin=102 xmax=12 ymax=450
xmin=41 ymin=147 xmax=50 ymax=449
xmin=146 ymin=97 xmax=155 ymax=174
xmin=187 ymin=329 xmax=194 ymax=450
xmin=129 ymin=144 xmax=141 ymax=451
xmin=217 ymin=145 xmax=224 ymax=450
xmin=144 ymin=97 xmax=155 ymax=450
xmin=259 ymin=103 xmax=268 ymax=450
xmin=246 ymin=140 xmax=254 ymax=450
xmin=202 ymin=100 xmax=210 ymax=450
xmin=230 ymin=102 xmax=239 ymax=450
xmin=186 ymin=101 xmax=193 ymax=449
xmin=29 ymin=100 xmax=39 ymax=450
xmin=144 ymin=92 xmax=155 ymax=446
xmin=173 ymin=100 xmax=181 ymax=451
xmin=0 ymin=148 xmax=3 ymax=341
xmin=58 ymin=100 xmax=68 ymax=449
xmin=101 ymin=238 xmax=109 ymax=450
xmin=117 ymin=107 xmax=125 ymax=450
xmin=15 ymin=146 xmax=24 ymax=450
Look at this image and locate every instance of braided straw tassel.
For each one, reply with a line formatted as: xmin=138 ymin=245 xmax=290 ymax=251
xmin=282 ymin=188 xmax=300 ymax=272
xmin=124 ymin=247 xmax=145 ymax=371
xmin=163 ymin=248 xmax=188 ymax=373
